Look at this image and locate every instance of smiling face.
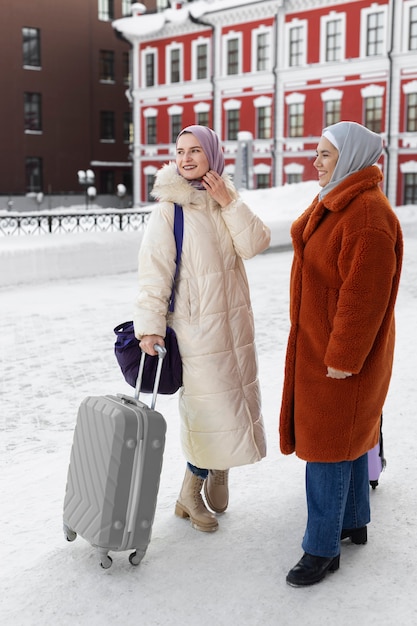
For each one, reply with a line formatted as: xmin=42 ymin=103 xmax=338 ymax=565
xmin=314 ymin=136 xmax=339 ymax=188
xmin=176 ymin=132 xmax=210 ymax=181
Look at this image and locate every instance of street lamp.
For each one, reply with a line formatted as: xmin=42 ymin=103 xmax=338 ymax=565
xmin=117 ymin=183 xmax=127 ymax=209
xmin=77 ymin=169 xmax=96 ymax=210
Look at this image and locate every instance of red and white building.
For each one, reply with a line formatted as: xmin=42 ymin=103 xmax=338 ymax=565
xmin=114 ymin=0 xmax=417 ymax=208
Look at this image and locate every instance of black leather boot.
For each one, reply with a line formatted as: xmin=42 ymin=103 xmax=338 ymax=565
xmin=286 ymin=552 xmax=340 ymax=587
xmin=341 ymin=526 xmax=367 ymax=544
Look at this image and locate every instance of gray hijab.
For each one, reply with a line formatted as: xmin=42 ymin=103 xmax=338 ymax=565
xmin=319 ymin=121 xmax=383 ymax=199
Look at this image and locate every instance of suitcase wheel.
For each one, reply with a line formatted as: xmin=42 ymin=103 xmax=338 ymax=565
xmin=129 ymin=550 xmax=144 ymax=566
xmin=63 ymin=523 xmax=77 ymax=542
xmin=100 ymin=555 xmax=113 ymax=570
xmin=370 ymin=480 xmax=379 ymax=490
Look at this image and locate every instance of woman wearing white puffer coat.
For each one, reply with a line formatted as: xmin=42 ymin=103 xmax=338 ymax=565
xmin=133 ymin=125 xmax=271 ymax=533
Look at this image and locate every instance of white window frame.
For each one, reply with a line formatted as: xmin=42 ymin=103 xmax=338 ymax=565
xmin=168 ymin=104 xmax=183 ymax=143
xmin=166 ymin=42 xmax=183 ymax=85
xmin=251 ymin=25 xmax=273 ymax=73
xmin=141 ymin=47 xmax=158 ymax=88
xmin=192 ymin=37 xmax=210 ymax=81
xmin=403 ymin=0 xmax=417 ymax=52
xmin=143 ymin=108 xmax=158 ymax=145
xmin=254 ymin=96 xmax=272 ymax=139
xmin=122 ymin=0 xmax=132 ymax=16
xmin=222 ymin=31 xmax=243 ymax=76
xmin=285 ymin=18 xmax=307 ymax=68
xmin=360 ymin=4 xmax=388 ymax=58
xmin=320 ymin=11 xmax=346 ymax=64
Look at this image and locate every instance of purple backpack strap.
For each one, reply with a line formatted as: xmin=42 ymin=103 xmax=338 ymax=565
xmin=168 ymin=203 xmax=183 ymax=312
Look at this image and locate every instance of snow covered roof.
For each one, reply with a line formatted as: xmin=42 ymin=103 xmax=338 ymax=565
xmin=113 ymin=0 xmax=269 ymax=40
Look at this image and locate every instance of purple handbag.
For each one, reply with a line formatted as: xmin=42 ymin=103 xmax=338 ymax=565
xmin=368 ymin=414 xmax=386 ymax=489
xmin=114 ymin=322 xmax=182 ymax=394
xmin=113 ymin=203 xmax=183 ymax=394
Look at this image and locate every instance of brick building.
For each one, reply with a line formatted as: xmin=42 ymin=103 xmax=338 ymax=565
xmin=0 ymin=0 xmax=143 ymax=210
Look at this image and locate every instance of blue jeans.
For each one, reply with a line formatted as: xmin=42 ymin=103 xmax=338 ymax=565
xmin=302 ymin=453 xmax=371 ymax=558
xmin=187 ymin=462 xmax=208 ymax=479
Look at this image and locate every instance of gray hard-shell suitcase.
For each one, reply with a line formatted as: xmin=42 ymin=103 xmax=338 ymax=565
xmin=63 ymin=346 xmax=167 ymax=569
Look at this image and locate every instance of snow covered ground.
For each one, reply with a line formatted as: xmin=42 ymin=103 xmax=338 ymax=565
xmin=1 ymin=183 xmax=416 ymax=625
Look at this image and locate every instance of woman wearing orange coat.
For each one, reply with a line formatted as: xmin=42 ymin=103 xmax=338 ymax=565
xmin=280 ymin=122 xmax=403 ymax=587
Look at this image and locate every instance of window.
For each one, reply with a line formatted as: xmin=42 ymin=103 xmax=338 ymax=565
xmin=169 ymin=47 xmax=181 ymax=83
xmin=145 ymin=52 xmax=156 ymax=87
xmin=324 ymin=99 xmax=341 ymax=126
xmin=123 ymin=111 xmax=132 ymax=144
xmin=285 ymin=163 xmax=304 ymax=182
xmin=122 ymin=0 xmax=132 ymax=16
xmin=252 ymin=27 xmax=273 ymax=72
xmin=25 ymin=157 xmax=43 ymax=192
xmin=195 ymin=42 xmax=208 ymax=80
xmin=227 ymin=37 xmax=239 ymax=75
xmin=146 ymin=116 xmax=157 ymax=145
xmin=227 ymin=109 xmax=240 ymax=141
xmin=100 ymin=170 xmax=115 ymax=194
xmin=100 ymin=111 xmax=115 ymax=141
xmin=410 ymin=5 xmax=417 ymax=50
xmin=404 ymin=172 xmax=417 ymax=204
xmin=407 ymin=93 xmax=417 ymax=132
xmin=366 ymin=11 xmax=384 ymax=56
xmin=285 ymin=20 xmax=307 ymax=67
xmin=156 ymin=0 xmax=169 ymax=11
xmin=197 ymin=110 xmax=209 ymax=126
xmin=146 ymin=173 xmax=155 ymax=201
xmin=98 ymin=0 xmax=114 ymax=21
xmin=24 ymin=93 xmax=42 ymax=131
xmin=195 ymin=102 xmax=210 ymax=126
xmin=325 ymin=19 xmax=343 ymax=62
xmin=99 ymin=50 xmax=115 ymax=82
xmin=289 ymin=26 xmax=303 ymax=67
xmin=22 ymin=27 xmax=41 ymax=67
xmin=255 ymin=32 xmax=270 ymax=72
xmin=288 ymin=103 xmax=304 ymax=137
xmin=123 ymin=52 xmax=130 ymax=85
xmin=364 ymin=96 xmax=382 ymax=133
xmin=257 ymin=106 xmax=272 ymax=139
xmin=256 ymin=173 xmax=270 ymax=189
xmin=171 ymin=114 xmax=182 ymax=143
xmin=192 ymin=37 xmax=210 ymax=81
xmin=287 ymin=173 xmax=302 ymax=184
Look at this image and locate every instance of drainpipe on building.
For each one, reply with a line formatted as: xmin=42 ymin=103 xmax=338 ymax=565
xmin=273 ymin=1 xmax=286 ymax=188
xmin=188 ymin=13 xmax=216 ymax=131
xmin=271 ymin=4 xmax=281 ymax=188
xmin=385 ymin=0 xmax=395 ymax=201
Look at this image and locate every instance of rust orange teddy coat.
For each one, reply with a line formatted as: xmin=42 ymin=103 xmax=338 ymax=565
xmin=279 ymin=165 xmax=403 ymax=462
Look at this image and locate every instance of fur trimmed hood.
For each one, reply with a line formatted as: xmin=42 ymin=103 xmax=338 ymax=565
xmin=150 ymin=162 xmax=238 ymax=209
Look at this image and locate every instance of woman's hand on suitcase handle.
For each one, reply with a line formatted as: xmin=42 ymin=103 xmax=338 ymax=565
xmin=139 ymin=334 xmax=165 ymax=356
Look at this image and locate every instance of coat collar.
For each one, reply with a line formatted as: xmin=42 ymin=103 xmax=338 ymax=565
xmin=321 ymin=165 xmax=383 ymax=213
xmin=150 ymin=162 xmax=238 ymax=209
xmin=294 ymin=165 xmax=384 ymax=247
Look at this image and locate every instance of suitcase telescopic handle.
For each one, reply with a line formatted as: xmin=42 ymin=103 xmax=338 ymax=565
xmin=134 ymin=344 xmax=167 ymax=409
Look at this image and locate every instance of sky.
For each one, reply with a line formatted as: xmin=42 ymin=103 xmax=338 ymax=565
xmin=1 ymin=182 xmax=416 ymax=625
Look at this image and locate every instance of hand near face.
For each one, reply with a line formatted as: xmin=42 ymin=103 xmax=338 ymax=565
xmin=201 ymin=170 xmax=233 ymax=208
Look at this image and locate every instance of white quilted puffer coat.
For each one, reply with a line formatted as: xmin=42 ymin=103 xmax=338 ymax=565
xmin=133 ymin=163 xmax=271 ymax=470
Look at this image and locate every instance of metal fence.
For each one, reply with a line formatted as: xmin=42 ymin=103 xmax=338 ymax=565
xmin=0 ymin=209 xmax=151 ymax=236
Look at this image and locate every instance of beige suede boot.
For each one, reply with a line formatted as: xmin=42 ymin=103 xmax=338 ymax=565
xmin=204 ymin=470 xmax=229 ymax=513
xmin=175 ymin=468 xmax=219 ymax=532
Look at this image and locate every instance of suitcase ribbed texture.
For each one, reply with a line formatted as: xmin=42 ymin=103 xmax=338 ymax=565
xmin=64 ymin=396 xmax=138 ymax=549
